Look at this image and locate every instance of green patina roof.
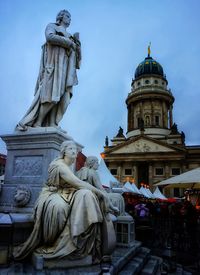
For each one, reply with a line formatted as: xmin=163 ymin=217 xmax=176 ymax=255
xmin=135 ymin=55 xmax=164 ymax=79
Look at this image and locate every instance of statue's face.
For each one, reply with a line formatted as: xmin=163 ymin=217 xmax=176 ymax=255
xmin=92 ymin=159 xmax=99 ymax=170
xmin=62 ymin=12 xmax=71 ymax=27
xmin=64 ymin=143 xmax=77 ymax=161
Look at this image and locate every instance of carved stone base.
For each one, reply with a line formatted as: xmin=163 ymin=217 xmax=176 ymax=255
xmin=32 ymin=252 xmax=92 ymax=270
xmin=0 ymin=128 xmax=83 ymax=213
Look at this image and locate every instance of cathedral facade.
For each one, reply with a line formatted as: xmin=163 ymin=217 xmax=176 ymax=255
xmin=102 ymin=50 xmax=200 ymax=196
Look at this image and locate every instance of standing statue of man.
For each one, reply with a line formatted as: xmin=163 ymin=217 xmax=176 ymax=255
xmin=17 ymin=10 xmax=81 ymax=130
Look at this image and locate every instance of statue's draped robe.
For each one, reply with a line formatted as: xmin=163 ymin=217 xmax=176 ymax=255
xmin=17 ymin=23 xmax=80 ymax=129
xmin=13 ymin=159 xmax=102 ymax=261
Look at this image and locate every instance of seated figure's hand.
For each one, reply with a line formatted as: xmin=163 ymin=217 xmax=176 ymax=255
xmin=109 ymin=202 xmax=120 ymax=215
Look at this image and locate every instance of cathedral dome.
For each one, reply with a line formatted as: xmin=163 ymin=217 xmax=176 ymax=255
xmin=135 ymin=55 xmax=164 ymax=79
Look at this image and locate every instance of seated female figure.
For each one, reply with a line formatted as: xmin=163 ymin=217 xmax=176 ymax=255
xmin=13 ymin=141 xmax=115 ymax=263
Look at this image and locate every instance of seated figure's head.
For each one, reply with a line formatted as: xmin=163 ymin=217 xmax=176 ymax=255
xmin=85 ymin=156 xmax=99 ymax=170
xmin=60 ymin=140 xmax=77 ymax=163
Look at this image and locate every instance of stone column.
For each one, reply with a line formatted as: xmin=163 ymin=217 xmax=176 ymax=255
xmin=132 ymin=164 xmax=138 ymax=186
xmin=128 ymin=105 xmax=131 ymax=132
xmin=117 ymin=164 xmax=122 ymax=183
xmin=162 ymin=102 xmax=165 ymax=128
xmin=151 ymin=100 xmax=154 ymax=126
xmin=169 ymin=105 xmax=173 ymax=128
xmin=131 ymin=104 xmax=134 ymax=129
xmin=164 ymin=163 xmax=170 ymax=178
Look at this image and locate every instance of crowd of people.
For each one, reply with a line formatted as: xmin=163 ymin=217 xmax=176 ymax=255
xmin=124 ymin=195 xmax=200 ymax=265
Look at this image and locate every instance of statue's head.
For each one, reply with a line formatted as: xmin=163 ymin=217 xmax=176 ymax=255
xmin=56 ymin=10 xmax=71 ymax=26
xmin=85 ymin=156 xmax=99 ymax=170
xmin=60 ymin=140 xmax=77 ymax=162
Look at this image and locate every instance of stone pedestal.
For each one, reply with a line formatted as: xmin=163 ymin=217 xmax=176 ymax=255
xmin=32 ymin=253 xmax=92 ymax=270
xmin=0 ymin=214 xmax=12 ymax=265
xmin=0 ymin=127 xmax=83 ymax=213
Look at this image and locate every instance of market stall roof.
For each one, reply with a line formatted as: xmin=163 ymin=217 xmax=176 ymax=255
xmin=123 ymin=181 xmax=141 ymax=195
xmin=155 ymin=167 xmax=200 ymax=189
xmin=153 ymin=187 xmax=167 ymax=199
xmin=139 ymin=187 xmax=153 ymax=198
xmin=98 ymin=158 xmax=120 ymax=188
xmin=145 ymin=188 xmax=156 ymax=199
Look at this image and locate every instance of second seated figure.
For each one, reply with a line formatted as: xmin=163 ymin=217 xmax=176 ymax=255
xmin=13 ymin=141 xmax=116 ymax=263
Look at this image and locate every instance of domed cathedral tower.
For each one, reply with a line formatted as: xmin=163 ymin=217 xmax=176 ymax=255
xmin=127 ymin=46 xmax=175 ymax=140
xmin=102 ymin=46 xmax=200 ymax=195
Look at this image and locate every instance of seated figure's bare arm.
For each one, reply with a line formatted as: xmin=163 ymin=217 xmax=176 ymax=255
xmin=59 ymin=163 xmax=105 ymax=198
xmin=92 ymin=171 xmax=105 ymax=191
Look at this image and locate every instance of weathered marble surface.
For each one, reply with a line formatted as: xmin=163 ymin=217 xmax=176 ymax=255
xmin=17 ymin=10 xmax=81 ymax=131
xmin=0 ymin=128 xmax=82 ymax=213
xmin=13 ymin=141 xmax=116 ymax=264
xmin=77 ymin=156 xmax=120 ymax=214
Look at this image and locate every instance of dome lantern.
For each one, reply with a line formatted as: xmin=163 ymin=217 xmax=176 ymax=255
xmin=134 ymin=46 xmax=165 ymax=79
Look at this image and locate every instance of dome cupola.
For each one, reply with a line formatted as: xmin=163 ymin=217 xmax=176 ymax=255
xmin=135 ymin=56 xmax=164 ymax=79
xmin=134 ymin=45 xmax=164 ymax=79
xmin=126 ymin=45 xmax=175 ymax=139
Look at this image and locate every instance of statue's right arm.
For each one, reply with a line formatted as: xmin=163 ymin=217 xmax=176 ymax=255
xmin=45 ymin=23 xmax=74 ymax=50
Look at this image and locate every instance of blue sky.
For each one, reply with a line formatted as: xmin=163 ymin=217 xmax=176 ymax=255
xmin=0 ymin=0 xmax=200 ymax=158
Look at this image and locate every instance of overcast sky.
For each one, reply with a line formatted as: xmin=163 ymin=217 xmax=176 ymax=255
xmin=0 ymin=0 xmax=200 ymax=158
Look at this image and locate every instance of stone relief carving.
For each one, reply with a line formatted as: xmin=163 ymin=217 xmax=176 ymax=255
xmin=135 ymin=141 xmax=151 ymax=152
xmin=14 ymin=185 xmax=31 ymax=207
xmin=13 ymin=156 xmax=43 ymax=176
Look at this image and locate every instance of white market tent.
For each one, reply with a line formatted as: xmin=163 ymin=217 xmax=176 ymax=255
xmin=98 ymin=158 xmax=120 ymax=188
xmin=123 ymin=181 xmax=141 ymax=195
xmin=145 ymin=188 xmax=155 ymax=199
xmin=155 ymin=167 xmax=200 ymax=189
xmin=139 ymin=187 xmax=153 ymax=198
xmin=153 ymin=187 xmax=167 ymax=200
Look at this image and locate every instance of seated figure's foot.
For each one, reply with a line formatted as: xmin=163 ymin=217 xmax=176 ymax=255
xmin=33 ymin=122 xmax=42 ymax=127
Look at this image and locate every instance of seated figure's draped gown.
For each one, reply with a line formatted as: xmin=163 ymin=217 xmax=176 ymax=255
xmin=13 ymin=158 xmax=103 ymax=262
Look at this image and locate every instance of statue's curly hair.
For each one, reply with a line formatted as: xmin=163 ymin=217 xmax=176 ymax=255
xmin=60 ymin=140 xmax=77 ymax=158
xmin=85 ymin=156 xmax=98 ymax=168
xmin=56 ymin=10 xmax=71 ymax=24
